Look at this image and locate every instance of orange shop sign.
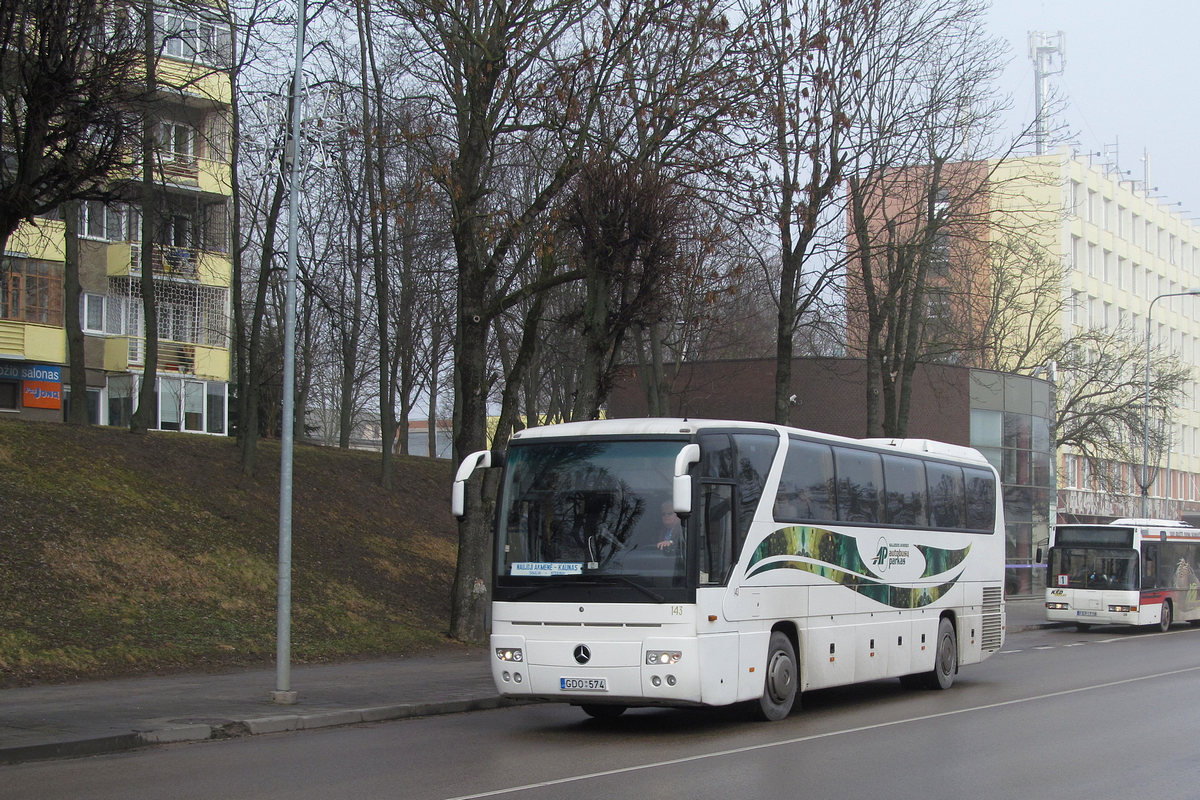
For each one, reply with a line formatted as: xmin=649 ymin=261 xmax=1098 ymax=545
xmin=23 ymin=380 xmax=62 ymax=409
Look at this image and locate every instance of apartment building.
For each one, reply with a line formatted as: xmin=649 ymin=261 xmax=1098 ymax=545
xmin=0 ymin=4 xmax=233 ymax=434
xmin=932 ymin=151 xmax=1200 ymax=523
xmin=995 ymin=151 xmax=1200 ymax=522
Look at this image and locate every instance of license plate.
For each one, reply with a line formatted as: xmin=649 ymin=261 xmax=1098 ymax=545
xmin=1077 ymin=610 xmax=1098 ymax=617
xmin=561 ymin=677 xmax=607 ymax=691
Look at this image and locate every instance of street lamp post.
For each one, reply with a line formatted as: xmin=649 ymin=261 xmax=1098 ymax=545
xmin=1142 ymin=288 xmax=1200 ymax=518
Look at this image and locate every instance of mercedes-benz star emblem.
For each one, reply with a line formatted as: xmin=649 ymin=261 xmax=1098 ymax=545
xmin=573 ymin=644 xmax=591 ymax=664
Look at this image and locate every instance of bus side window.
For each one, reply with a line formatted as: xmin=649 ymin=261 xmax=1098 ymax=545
xmin=773 ymin=439 xmax=835 ymax=522
xmin=833 ymin=447 xmax=883 ymax=523
xmin=700 ymin=484 xmax=734 ymax=585
xmin=1142 ymin=544 xmax=1158 ymax=589
xmin=927 ymin=463 xmax=966 ymax=529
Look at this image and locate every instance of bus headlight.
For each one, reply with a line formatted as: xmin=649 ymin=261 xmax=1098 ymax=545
xmin=496 ymin=648 xmax=524 ymax=662
xmin=1046 ymin=602 xmax=1069 ymax=610
xmin=1108 ymin=605 xmax=1137 ymax=613
xmin=646 ymin=650 xmax=682 ymax=665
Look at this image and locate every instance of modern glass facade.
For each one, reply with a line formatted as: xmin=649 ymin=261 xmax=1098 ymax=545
xmin=969 ymin=371 xmax=1055 ymax=595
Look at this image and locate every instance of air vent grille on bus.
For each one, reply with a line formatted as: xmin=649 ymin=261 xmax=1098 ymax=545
xmin=981 ymin=586 xmax=1004 ymax=651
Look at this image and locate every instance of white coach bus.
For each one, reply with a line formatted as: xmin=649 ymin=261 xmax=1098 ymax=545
xmin=453 ymin=418 xmax=1006 ymax=720
xmin=1044 ymin=518 xmax=1200 ymax=632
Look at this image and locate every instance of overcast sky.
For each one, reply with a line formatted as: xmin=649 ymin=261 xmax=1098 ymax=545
xmin=987 ymin=0 xmax=1200 ymax=218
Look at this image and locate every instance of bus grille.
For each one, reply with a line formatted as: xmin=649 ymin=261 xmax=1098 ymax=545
xmin=981 ymin=586 xmax=1004 ymax=651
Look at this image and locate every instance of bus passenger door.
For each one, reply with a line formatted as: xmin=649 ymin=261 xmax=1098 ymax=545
xmin=696 ymin=483 xmax=741 ymax=704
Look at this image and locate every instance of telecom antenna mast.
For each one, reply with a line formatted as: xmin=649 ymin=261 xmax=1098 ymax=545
xmin=1029 ymin=31 xmax=1065 ymax=155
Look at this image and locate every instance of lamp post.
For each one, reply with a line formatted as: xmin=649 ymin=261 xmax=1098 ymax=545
xmin=272 ymin=0 xmax=307 ymax=706
xmin=1142 ymin=288 xmax=1200 ymax=518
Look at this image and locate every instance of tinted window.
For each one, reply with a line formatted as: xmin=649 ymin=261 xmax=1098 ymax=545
xmin=927 ymin=462 xmax=965 ymax=529
xmin=732 ymin=433 xmax=778 ymax=541
xmin=883 ymin=454 xmax=928 ymax=526
xmin=963 ymin=466 xmax=997 ymax=532
xmin=834 ymin=447 xmax=883 ymax=524
xmin=774 ymin=439 xmax=836 ymax=522
xmin=700 ymin=433 xmax=735 ymax=479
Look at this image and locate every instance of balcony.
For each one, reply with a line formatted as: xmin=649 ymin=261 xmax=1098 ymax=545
xmin=156 ymin=155 xmax=232 ymax=196
xmin=0 ymin=320 xmax=66 ymax=363
xmin=107 ymin=243 xmax=231 ymax=288
xmin=7 ymin=219 xmax=65 ymax=262
xmin=123 ymin=337 xmax=229 ymax=382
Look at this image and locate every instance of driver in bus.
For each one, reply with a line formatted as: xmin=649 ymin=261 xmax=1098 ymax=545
xmin=658 ymin=502 xmax=681 ymax=551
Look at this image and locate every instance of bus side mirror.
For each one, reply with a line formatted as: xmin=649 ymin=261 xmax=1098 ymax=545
xmin=452 ymin=449 xmax=493 ymax=518
xmin=673 ymin=444 xmax=701 ymax=516
xmin=1036 ymin=548 xmax=1043 ymax=564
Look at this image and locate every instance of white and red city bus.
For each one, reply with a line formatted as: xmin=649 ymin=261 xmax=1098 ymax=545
xmin=1045 ymin=518 xmax=1200 ymax=631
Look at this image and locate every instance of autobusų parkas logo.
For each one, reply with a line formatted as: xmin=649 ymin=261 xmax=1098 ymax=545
xmin=871 ymin=537 xmax=911 ymax=574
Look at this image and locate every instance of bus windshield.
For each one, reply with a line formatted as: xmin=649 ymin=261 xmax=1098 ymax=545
xmin=1048 ymin=547 xmax=1138 ymax=591
xmin=496 ymin=439 xmax=688 ymax=594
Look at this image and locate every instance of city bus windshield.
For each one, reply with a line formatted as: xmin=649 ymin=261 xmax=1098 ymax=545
xmin=1048 ymin=547 xmax=1138 ymax=591
xmin=495 ymin=439 xmax=688 ymax=596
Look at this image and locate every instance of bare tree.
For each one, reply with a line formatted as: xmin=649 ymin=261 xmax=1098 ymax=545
xmin=737 ymin=0 xmax=879 ymax=425
xmin=559 ymin=160 xmax=687 ymax=420
xmin=1052 ymin=328 xmax=1189 ymax=492
xmin=0 ymin=0 xmax=146 ymax=254
xmin=384 ymin=0 xmax=684 ymax=641
xmin=968 ymin=235 xmax=1190 ymax=491
xmin=844 ymin=0 xmax=1015 ymax=437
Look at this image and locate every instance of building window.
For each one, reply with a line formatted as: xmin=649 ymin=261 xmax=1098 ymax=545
xmin=0 ymin=380 xmax=17 ymax=410
xmin=156 ymin=377 xmax=226 ymax=434
xmin=158 ymin=121 xmax=196 ymax=164
xmin=63 ymin=386 xmax=102 ymax=424
xmin=155 ymin=10 xmax=232 ymax=67
xmin=82 ymin=293 xmax=105 ymax=333
xmin=80 ymin=293 xmax=128 ymax=335
xmin=1 ymin=258 xmax=63 ymax=325
xmin=206 ymin=382 xmax=226 ymax=434
xmin=107 ymin=374 xmax=133 ymax=428
xmin=79 ymin=201 xmax=131 ymax=242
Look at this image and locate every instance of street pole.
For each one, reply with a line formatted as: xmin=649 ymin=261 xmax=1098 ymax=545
xmin=1142 ymin=288 xmax=1200 ymax=519
xmin=272 ymin=0 xmax=306 ymax=705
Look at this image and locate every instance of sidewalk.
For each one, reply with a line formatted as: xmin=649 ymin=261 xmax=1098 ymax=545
xmin=0 ymin=598 xmax=1055 ymax=765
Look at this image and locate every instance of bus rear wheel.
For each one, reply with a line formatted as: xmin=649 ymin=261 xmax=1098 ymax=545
xmin=931 ymin=617 xmax=958 ymax=690
xmin=755 ymin=631 xmax=798 ymax=721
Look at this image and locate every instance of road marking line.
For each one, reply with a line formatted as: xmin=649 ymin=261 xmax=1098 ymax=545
xmin=442 ymin=665 xmax=1200 ymax=800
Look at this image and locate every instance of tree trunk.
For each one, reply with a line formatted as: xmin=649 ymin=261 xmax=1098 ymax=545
xmin=62 ymin=200 xmax=89 ymax=425
xmin=130 ymin=2 xmax=158 ymax=434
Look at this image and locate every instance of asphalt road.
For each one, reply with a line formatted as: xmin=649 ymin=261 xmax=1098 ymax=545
xmin=6 ymin=623 xmax=1200 ymax=800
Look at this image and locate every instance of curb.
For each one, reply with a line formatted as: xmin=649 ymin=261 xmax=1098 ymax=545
xmin=0 ymin=696 xmax=522 ymax=766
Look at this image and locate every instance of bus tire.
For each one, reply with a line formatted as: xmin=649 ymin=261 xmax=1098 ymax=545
xmin=931 ymin=617 xmax=958 ymax=690
xmin=581 ymin=704 xmax=626 ymax=720
xmin=1158 ymin=600 xmax=1173 ymax=632
xmin=756 ymin=631 xmax=798 ymax=721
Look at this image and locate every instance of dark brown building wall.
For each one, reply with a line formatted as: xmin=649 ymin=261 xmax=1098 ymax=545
xmin=609 ymin=357 xmax=971 ymax=446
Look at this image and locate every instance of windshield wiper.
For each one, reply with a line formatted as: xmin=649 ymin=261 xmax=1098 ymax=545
xmin=599 ymin=575 xmax=665 ymax=602
xmin=504 ymin=576 xmax=665 ymax=603
xmin=507 ymin=583 xmax=563 ymax=601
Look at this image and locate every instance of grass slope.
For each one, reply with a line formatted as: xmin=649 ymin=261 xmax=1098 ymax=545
xmin=0 ymin=419 xmax=463 ymax=686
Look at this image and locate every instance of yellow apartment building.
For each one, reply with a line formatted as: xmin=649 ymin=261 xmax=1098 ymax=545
xmin=1 ymin=4 xmax=233 ymax=434
xmin=991 ymin=151 xmax=1200 ymax=522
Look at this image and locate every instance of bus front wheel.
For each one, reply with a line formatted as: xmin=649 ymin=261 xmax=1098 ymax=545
xmin=756 ymin=631 xmax=798 ymax=721
xmin=1158 ymin=600 xmax=1173 ymax=632
xmin=581 ymin=704 xmax=626 ymax=720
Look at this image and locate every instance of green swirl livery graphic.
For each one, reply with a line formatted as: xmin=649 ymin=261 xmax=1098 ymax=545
xmin=746 ymin=526 xmax=970 ymax=609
